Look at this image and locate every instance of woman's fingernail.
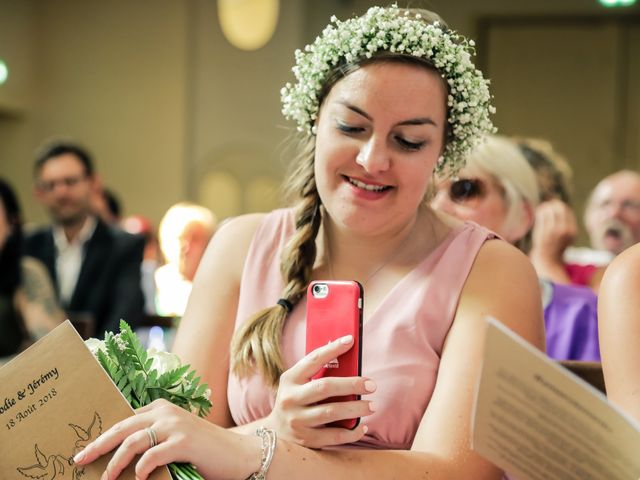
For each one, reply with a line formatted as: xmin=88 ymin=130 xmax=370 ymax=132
xmin=369 ymin=401 xmax=377 ymax=412
xmin=101 ymin=472 xmax=109 ymax=480
xmin=363 ymin=425 xmax=369 ymax=434
xmin=73 ymin=450 xmax=85 ymax=463
xmin=339 ymin=335 xmax=353 ymax=344
xmin=364 ymin=380 xmax=376 ymax=392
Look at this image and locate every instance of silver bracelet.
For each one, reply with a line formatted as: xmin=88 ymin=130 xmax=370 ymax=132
xmin=246 ymin=427 xmax=277 ymax=480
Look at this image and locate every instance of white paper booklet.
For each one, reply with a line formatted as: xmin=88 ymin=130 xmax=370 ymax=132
xmin=472 ymin=317 xmax=640 ymax=480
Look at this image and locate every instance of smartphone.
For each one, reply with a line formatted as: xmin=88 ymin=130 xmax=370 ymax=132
xmin=305 ymin=280 xmax=364 ymax=429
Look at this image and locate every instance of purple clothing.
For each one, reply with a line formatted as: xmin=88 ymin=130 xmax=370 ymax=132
xmin=543 ymin=281 xmax=600 ymax=361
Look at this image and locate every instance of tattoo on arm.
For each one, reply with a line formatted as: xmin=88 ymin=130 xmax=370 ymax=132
xmin=22 ymin=265 xmax=60 ymax=317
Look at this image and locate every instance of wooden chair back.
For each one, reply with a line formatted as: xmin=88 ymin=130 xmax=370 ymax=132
xmin=559 ymin=360 xmax=606 ymax=394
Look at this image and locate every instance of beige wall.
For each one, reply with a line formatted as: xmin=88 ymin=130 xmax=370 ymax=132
xmin=625 ymin=26 xmax=640 ymax=170
xmin=306 ymin=0 xmax=628 ymax=41
xmin=35 ymin=0 xmax=189 ymax=225
xmin=1 ymin=0 xmax=639 ymax=236
xmin=0 ymin=0 xmax=36 ymax=112
xmin=0 ymin=0 xmax=188 ymax=225
xmin=187 ymin=0 xmax=303 ymax=217
xmin=0 ymin=0 xmax=39 ymax=227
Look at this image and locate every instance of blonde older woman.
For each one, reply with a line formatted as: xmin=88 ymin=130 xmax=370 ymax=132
xmin=432 ymin=135 xmax=538 ymax=251
xmin=432 ymin=134 xmax=600 ymax=361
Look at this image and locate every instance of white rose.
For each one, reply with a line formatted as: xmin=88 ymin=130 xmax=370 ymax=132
xmin=85 ymin=338 xmax=107 ymax=357
xmin=148 ymin=348 xmax=182 ymax=375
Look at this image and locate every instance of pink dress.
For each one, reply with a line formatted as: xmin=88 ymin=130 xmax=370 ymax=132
xmin=228 ymin=208 xmax=496 ymax=449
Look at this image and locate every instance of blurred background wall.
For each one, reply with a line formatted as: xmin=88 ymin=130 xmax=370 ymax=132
xmin=0 ymin=0 xmax=638 ymax=244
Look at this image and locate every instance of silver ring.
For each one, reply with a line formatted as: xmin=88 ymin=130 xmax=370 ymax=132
xmin=144 ymin=427 xmax=158 ymax=448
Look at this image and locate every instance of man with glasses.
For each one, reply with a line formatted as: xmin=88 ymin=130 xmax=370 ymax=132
xmin=537 ymin=169 xmax=640 ymax=290
xmin=24 ymin=141 xmax=145 ymax=337
xmin=584 ymin=170 xmax=640 ymax=256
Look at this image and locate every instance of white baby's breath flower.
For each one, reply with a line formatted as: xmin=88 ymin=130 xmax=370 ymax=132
xmin=280 ymin=3 xmax=496 ymax=175
xmin=148 ymin=348 xmax=182 ymax=375
xmin=112 ymin=333 xmax=127 ymax=352
xmin=84 ymin=338 xmax=106 ymax=357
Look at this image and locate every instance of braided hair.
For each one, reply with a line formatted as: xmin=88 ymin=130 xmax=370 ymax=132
xmin=230 ymin=139 xmax=322 ymax=387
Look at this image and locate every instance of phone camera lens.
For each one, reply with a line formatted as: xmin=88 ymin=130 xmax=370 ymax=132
xmin=311 ymin=283 xmax=328 ymax=298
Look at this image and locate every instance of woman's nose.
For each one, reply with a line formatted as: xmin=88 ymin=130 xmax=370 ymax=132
xmin=355 ymin=138 xmax=390 ymax=173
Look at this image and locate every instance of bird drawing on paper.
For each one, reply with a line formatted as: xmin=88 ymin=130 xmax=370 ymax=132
xmin=16 ymin=444 xmax=68 ymax=480
xmin=69 ymin=411 xmax=102 ymax=454
xmin=16 ymin=411 xmax=103 ymax=480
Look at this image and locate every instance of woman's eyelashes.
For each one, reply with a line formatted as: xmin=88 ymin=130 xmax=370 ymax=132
xmin=394 ymin=136 xmax=425 ymax=151
xmin=336 ymin=121 xmax=426 ymax=152
xmin=336 ymin=121 xmax=364 ymax=135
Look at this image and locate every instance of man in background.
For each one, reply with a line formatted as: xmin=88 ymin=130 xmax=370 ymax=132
xmin=154 ymin=202 xmax=216 ymax=317
xmin=583 ymin=170 xmax=640 ymax=257
xmin=568 ymin=170 xmax=640 ymax=288
xmin=24 ymin=140 xmax=145 ymax=337
xmin=531 ymin=169 xmax=640 ymax=291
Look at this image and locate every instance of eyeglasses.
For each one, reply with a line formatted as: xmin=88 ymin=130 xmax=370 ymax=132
xmin=447 ymin=177 xmax=488 ymax=203
xmin=37 ymin=175 xmax=87 ymax=193
xmin=593 ymin=199 xmax=640 ymax=215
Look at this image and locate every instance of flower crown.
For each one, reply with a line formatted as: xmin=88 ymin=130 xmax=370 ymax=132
xmin=280 ymin=4 xmax=496 ymax=174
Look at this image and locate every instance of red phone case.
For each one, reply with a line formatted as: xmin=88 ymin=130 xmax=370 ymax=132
xmin=305 ymin=280 xmax=363 ymax=429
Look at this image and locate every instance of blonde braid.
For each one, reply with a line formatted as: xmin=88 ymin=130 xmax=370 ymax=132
xmin=231 ymin=145 xmax=321 ymax=387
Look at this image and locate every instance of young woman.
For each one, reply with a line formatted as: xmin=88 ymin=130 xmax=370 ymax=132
xmin=75 ymin=6 xmax=544 ymax=479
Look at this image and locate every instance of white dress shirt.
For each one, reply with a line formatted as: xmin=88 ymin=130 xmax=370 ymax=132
xmin=52 ymin=216 xmax=97 ymax=306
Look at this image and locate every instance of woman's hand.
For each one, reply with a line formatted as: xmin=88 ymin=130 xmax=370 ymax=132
xmin=265 ymin=334 xmax=376 ymax=449
xmin=529 ymin=199 xmax=577 ymax=284
xmin=531 ymin=199 xmax=577 ymax=261
xmin=74 ymin=399 xmax=261 ymax=480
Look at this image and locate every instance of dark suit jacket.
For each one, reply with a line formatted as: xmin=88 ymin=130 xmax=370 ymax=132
xmin=24 ymin=218 xmax=145 ymax=337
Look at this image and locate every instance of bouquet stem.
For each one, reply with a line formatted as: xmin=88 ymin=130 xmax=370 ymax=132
xmin=169 ymin=463 xmax=204 ymax=479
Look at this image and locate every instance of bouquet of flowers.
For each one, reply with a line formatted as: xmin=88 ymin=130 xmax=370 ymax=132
xmin=85 ymin=320 xmax=212 ymax=480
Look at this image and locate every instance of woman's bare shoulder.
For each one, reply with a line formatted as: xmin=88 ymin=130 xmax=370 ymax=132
xmin=468 ymin=239 xmax=541 ymax=306
xmin=599 ymin=243 xmax=640 ymax=331
xmin=194 ymin=212 xmax=269 ymax=282
xmin=475 ymin=237 xmax=534 ymax=273
xmin=601 ymin=243 xmax=640 ymax=288
xmin=461 ymin=238 xmax=544 ymax=346
xmin=215 ymin=212 xmax=269 ymax=239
